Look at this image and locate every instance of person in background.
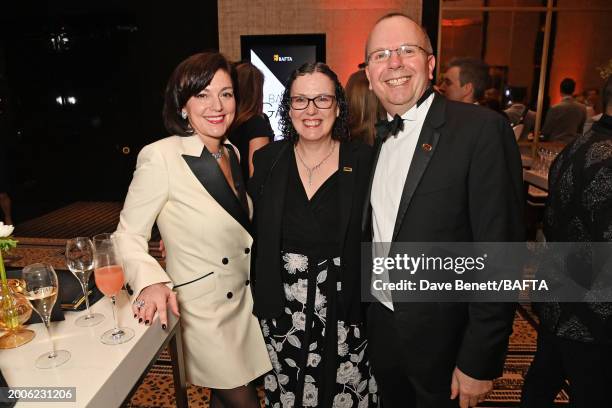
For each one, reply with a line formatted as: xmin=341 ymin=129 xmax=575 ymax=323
xmin=228 ymin=61 xmax=273 ymax=180
xmin=249 ymin=62 xmax=377 ymax=407
xmin=584 ymin=88 xmax=601 ymax=115
xmin=582 ymin=87 xmax=603 ymax=135
xmin=345 ymin=69 xmax=384 ymax=145
xmin=521 ymin=75 xmax=612 ymax=408
xmin=505 ymin=86 xmax=536 ymax=140
xmin=438 ymin=57 xmax=489 ymax=105
xmin=541 ymin=77 xmax=587 ymax=142
xmin=114 ymin=52 xmax=271 ymax=408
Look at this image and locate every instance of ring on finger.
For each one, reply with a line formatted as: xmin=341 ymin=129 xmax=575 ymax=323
xmin=133 ymin=299 xmax=145 ymax=308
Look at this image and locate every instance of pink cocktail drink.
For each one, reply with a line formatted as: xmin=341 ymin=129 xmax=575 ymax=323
xmin=94 ymin=265 xmax=124 ymax=297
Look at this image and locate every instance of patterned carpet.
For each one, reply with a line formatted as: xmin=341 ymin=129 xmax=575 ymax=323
xmin=14 ymin=201 xmax=160 ymax=241
xmin=124 ymin=305 xmax=568 ymax=408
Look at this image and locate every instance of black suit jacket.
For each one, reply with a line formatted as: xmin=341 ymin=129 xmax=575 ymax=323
xmin=365 ymin=94 xmax=525 ymax=380
xmin=249 ymin=139 xmax=373 ymax=323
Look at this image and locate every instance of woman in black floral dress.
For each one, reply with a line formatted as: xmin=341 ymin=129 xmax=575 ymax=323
xmin=249 ymin=63 xmax=377 ymax=408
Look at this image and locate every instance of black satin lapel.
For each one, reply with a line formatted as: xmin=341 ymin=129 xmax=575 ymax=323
xmin=361 ymin=137 xmax=383 ymax=235
xmin=225 ymin=144 xmax=249 ymax=213
xmin=182 ymin=147 xmax=250 ymax=233
xmin=391 ymin=126 xmax=440 ymax=241
xmin=337 ymin=142 xmax=356 ymax=251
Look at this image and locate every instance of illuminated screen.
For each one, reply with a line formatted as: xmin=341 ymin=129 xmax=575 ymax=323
xmin=241 ymin=34 xmax=326 ymax=140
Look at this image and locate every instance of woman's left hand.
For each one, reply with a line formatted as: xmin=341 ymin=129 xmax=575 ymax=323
xmin=132 ymin=282 xmax=179 ymax=329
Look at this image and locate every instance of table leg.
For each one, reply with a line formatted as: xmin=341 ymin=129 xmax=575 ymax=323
xmin=169 ymin=322 xmax=188 ymax=408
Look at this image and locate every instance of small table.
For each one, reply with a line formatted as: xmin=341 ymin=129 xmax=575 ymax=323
xmin=0 ymin=291 xmax=187 ymax=408
xmin=521 ymin=154 xmax=533 ymax=168
xmin=523 ymin=169 xmax=549 ymax=191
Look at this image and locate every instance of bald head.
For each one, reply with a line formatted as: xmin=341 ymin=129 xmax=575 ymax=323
xmin=365 ymin=13 xmax=433 ymax=62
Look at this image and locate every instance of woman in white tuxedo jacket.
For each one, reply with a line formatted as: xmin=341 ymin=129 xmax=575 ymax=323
xmin=113 ymin=52 xmax=271 ymax=407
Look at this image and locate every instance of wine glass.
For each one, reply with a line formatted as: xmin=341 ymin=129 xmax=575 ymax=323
xmin=92 ymin=233 xmax=134 ymax=345
xmin=22 ymin=263 xmax=71 ymax=369
xmin=65 ymin=237 xmax=104 ymax=327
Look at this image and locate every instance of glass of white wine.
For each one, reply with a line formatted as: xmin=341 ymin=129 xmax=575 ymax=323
xmin=65 ymin=237 xmax=104 ymax=327
xmin=22 ymin=263 xmax=71 ymax=369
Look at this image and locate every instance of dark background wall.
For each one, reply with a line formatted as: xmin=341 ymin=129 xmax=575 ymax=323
xmin=0 ymin=1 xmax=219 ymax=222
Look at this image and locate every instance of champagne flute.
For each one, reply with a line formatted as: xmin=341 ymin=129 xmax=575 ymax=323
xmin=93 ymin=233 xmax=134 ymax=345
xmin=22 ymin=263 xmax=71 ymax=369
xmin=65 ymin=237 xmax=104 ymax=327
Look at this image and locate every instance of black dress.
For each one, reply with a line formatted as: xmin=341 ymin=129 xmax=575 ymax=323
xmin=228 ymin=114 xmax=274 ymax=181
xmin=261 ymin=152 xmax=377 ymax=408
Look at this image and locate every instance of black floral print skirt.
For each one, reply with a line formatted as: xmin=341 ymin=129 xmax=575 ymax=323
xmin=260 ymin=251 xmax=377 ymax=408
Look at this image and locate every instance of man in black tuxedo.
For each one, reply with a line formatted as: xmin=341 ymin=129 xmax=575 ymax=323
xmin=363 ymin=13 xmax=524 ymax=408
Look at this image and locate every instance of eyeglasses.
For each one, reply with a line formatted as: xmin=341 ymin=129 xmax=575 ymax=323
xmin=290 ymin=94 xmax=336 ymax=110
xmin=367 ymin=44 xmax=430 ymax=64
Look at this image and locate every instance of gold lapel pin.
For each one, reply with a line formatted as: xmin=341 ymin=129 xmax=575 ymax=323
xmin=343 ymin=166 xmax=353 ymax=172
xmin=422 ymin=143 xmax=433 ymax=152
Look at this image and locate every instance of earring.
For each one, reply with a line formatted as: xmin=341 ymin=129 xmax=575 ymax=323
xmin=181 ymin=111 xmax=188 ymax=120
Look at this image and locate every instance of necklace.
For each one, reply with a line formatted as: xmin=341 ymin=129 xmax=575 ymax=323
xmin=295 ymin=141 xmax=336 ymax=186
xmin=210 ymin=147 xmax=224 ymax=160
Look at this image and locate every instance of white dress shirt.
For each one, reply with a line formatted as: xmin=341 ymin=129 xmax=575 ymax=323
xmin=371 ymin=93 xmax=434 ymax=310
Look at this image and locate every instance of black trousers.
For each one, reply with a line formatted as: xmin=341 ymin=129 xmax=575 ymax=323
xmin=367 ymin=302 xmax=458 ymax=408
xmin=521 ymin=329 xmax=612 ymax=408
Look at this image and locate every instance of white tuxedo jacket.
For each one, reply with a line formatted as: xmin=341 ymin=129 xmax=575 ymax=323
xmin=114 ymin=135 xmax=271 ymax=388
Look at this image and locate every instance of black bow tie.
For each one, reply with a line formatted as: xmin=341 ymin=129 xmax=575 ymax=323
xmin=375 ymin=114 xmax=404 ymax=142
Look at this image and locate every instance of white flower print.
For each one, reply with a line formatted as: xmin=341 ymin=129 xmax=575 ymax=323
xmin=280 ymin=391 xmax=295 ymax=408
xmin=265 ymin=374 xmax=278 ymax=392
xmin=283 ymin=253 xmax=308 ymax=274
xmin=292 ymin=312 xmax=306 ymax=331
xmin=266 ymin=344 xmax=282 ymax=372
xmin=314 ymin=288 xmax=326 ymax=310
xmin=350 ymin=370 xmax=362 ymax=386
xmin=290 ymin=279 xmax=309 ymax=304
xmin=369 ymin=375 xmax=378 ymax=394
xmin=307 ymin=352 xmax=321 ymax=367
xmin=284 ymin=284 xmax=295 ymax=301
xmin=333 ymin=393 xmax=353 ymax=408
xmin=338 ymin=342 xmax=349 ymax=357
xmin=302 ymin=382 xmax=318 ymax=407
xmin=336 ymin=361 xmax=356 ymax=384
xmin=358 ymin=396 xmax=369 ymax=408
xmin=261 ymin=320 xmax=270 ymax=337
xmin=337 ymin=321 xmax=348 ymax=344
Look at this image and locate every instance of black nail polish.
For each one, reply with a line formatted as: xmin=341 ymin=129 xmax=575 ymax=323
xmin=145 ymin=320 xmax=150 ymax=325
xmin=162 ymin=324 xmax=167 ymax=330
xmin=133 ymin=314 xmax=137 ymax=318
xmin=139 ymin=318 xmax=143 ymax=323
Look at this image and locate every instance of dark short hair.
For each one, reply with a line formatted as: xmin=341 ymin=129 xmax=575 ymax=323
xmin=278 ymin=62 xmax=349 ymax=142
xmin=447 ymin=57 xmax=490 ymax=100
xmin=509 ymin=86 xmax=528 ymax=103
xmin=560 ymin=77 xmax=576 ymax=95
xmin=163 ymin=52 xmax=238 ymax=136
